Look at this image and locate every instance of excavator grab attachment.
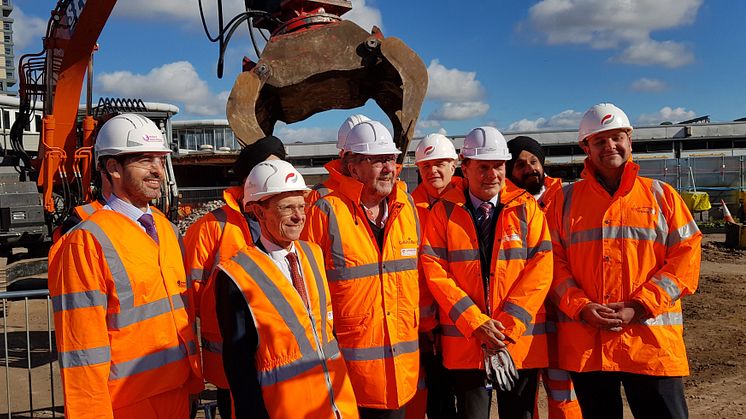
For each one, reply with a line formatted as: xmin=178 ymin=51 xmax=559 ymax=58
xmin=226 ymin=18 xmax=428 ymax=157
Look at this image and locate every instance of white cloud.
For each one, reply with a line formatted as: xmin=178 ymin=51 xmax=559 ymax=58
xmin=631 ymin=78 xmax=668 ymax=92
xmin=275 ymin=124 xmax=336 ymax=143
xmin=97 ymin=61 xmax=229 ymax=116
xmin=426 ymin=60 xmax=486 ymax=102
xmin=527 ymin=0 xmax=702 ymax=68
xmin=616 ymin=40 xmax=693 ymax=68
xmin=11 ymin=7 xmax=47 ymax=51
xmin=429 ymin=102 xmax=490 ymax=121
xmin=507 ymin=109 xmax=583 ymax=132
xmin=344 ymin=0 xmax=384 ymax=32
xmin=638 ymin=106 xmax=696 ymax=125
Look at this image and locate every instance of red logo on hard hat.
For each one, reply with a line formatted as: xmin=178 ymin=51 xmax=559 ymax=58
xmin=601 ymin=114 xmax=615 ymax=125
xmin=285 ymin=173 xmax=298 ymax=183
xmin=424 ymin=145 xmax=435 ymax=155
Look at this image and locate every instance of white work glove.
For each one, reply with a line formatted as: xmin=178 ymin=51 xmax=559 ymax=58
xmin=482 ymin=345 xmax=518 ymax=391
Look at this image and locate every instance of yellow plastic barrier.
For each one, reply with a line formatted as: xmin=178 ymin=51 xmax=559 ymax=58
xmin=681 ymin=191 xmax=712 ymax=212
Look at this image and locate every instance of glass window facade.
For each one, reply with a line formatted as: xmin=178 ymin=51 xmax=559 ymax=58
xmin=173 ymin=123 xmax=241 ymax=151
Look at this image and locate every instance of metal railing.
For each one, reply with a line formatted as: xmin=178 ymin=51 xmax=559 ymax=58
xmin=0 ymin=289 xmax=60 ymax=418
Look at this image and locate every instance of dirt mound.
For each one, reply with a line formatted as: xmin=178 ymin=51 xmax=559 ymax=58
xmin=701 ymin=240 xmax=746 ymax=263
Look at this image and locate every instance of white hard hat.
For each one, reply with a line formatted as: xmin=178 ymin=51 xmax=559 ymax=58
xmin=461 ymin=126 xmax=511 ymax=161
xmin=337 ymin=114 xmax=371 ymax=150
xmin=578 ymin=103 xmax=632 ymax=143
xmin=243 ymin=159 xmax=310 ymax=205
xmin=95 ymin=113 xmax=170 ymax=159
xmin=415 ymin=133 xmax=458 ymax=163
xmin=343 ymin=120 xmax=402 ymax=156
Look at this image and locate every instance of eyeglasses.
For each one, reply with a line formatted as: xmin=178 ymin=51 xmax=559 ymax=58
xmin=123 ymin=155 xmax=167 ymax=170
xmin=274 ymin=203 xmax=307 ymax=217
xmin=360 ymin=154 xmax=396 ymax=168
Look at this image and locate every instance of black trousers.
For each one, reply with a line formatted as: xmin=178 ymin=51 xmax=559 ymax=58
xmin=571 ymin=371 xmax=688 ymax=419
xmin=423 ymin=350 xmax=457 ymax=419
xmin=358 ymin=406 xmax=406 ymax=419
xmin=449 ymin=368 xmax=539 ymax=419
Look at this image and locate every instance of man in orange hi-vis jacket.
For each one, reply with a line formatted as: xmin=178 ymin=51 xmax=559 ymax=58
xmin=214 ymin=160 xmax=358 ymax=418
xmin=547 ymin=103 xmax=701 ymax=419
xmin=506 ymin=135 xmax=582 ymax=419
xmin=421 ymin=126 xmax=552 ymax=419
xmin=304 ymin=120 xmax=420 ymax=419
xmin=48 ymin=114 xmax=203 ymax=419
xmin=183 ymin=135 xmax=286 ymax=419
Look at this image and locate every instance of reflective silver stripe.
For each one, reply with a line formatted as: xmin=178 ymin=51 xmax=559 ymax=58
xmin=315 ymin=199 xmax=347 ymax=274
xmin=503 ymin=301 xmax=532 ymax=326
xmin=80 ymin=221 xmax=135 ymax=310
xmin=518 ymin=203 xmax=528 ymax=245
xmin=449 ymin=295 xmax=476 ymax=324
xmin=498 ymin=247 xmax=526 ymax=261
xmin=422 ymin=245 xmax=447 ymax=260
xmin=328 ymin=259 xmax=416 ymax=282
xmin=546 ymin=319 xmax=557 ymax=333
xmin=560 ymin=184 xmax=575 ymax=249
xmin=547 ymin=368 xmax=572 ymax=381
xmin=651 ymin=180 xmax=670 ymax=246
xmin=440 ymin=324 xmax=463 ymax=337
xmin=667 ymin=220 xmax=699 ymax=248
xmin=449 ymin=249 xmax=480 ymax=262
xmin=551 ymin=277 xmax=578 ymax=305
xmin=340 ymin=339 xmax=418 ymax=361
xmin=59 ymin=346 xmax=111 ymax=368
xmin=570 ymin=226 xmax=660 ymax=245
xmin=641 ymin=311 xmax=683 ymax=326
xmin=442 ymin=200 xmax=457 ymax=220
xmin=259 ymin=341 xmax=340 ymax=386
xmin=527 ymin=240 xmax=552 ymax=259
xmin=522 ymin=322 xmax=547 ymax=336
xmin=420 ymin=303 xmax=437 ymax=319
xmin=549 ymin=388 xmax=577 ymax=402
xmin=201 ymin=337 xmax=223 ymax=354
xmin=230 ymin=251 xmax=315 ymax=356
xmin=81 ymin=202 xmax=98 ymax=215
xmin=652 ymin=274 xmax=682 ymax=302
xmin=555 ymin=310 xmax=577 ymax=323
xmin=106 ymin=295 xmax=183 ymax=329
xmin=52 ymin=290 xmax=107 ymax=312
xmin=312 ymin=183 xmax=330 ymax=198
xmin=190 ymin=268 xmax=206 ymax=282
xmin=171 ymin=221 xmax=186 ymax=260
xmin=109 ymin=343 xmax=188 ymax=380
xmin=299 ymin=241 xmax=329 ymax=342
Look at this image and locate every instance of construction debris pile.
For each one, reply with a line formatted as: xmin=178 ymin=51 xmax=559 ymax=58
xmin=177 ymin=200 xmax=225 ymax=235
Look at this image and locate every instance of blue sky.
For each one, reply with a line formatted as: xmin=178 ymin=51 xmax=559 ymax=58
xmin=11 ymin=0 xmax=746 ymax=142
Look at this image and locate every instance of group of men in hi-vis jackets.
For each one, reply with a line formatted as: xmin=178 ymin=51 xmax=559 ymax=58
xmin=49 ymin=102 xmax=701 ymax=419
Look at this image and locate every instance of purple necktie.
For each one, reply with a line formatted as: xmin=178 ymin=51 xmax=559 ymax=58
xmin=477 ymin=202 xmax=493 ymax=244
xmin=138 ymin=213 xmax=159 ymax=244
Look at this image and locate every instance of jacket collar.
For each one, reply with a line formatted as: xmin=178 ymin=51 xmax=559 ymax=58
xmin=441 ymin=177 xmax=528 ymax=209
xmin=580 ymin=157 xmax=640 ymax=197
xmin=223 ymin=186 xmax=244 ymax=212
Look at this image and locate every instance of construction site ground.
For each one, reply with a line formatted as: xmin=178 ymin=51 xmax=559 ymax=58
xmin=0 ymin=233 xmax=744 ymax=418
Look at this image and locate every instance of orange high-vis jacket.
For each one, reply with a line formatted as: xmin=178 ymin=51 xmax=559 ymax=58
xmin=306 ymin=159 xmax=345 ymax=206
xmin=411 ymin=176 xmax=465 ymax=333
xmin=184 ymin=186 xmax=253 ymax=388
xmin=218 ymin=241 xmax=359 ymax=418
xmin=421 ymin=179 xmax=552 ymax=370
xmin=303 ymin=173 xmax=421 ymax=409
xmin=48 ymin=209 xmax=203 ymax=418
xmin=547 ymin=159 xmax=701 ymax=376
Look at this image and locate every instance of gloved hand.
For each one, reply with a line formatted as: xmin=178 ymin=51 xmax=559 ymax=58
xmin=483 ymin=345 xmax=518 ymax=391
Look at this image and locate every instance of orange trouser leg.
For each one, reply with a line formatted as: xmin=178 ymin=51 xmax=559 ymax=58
xmin=542 ymin=368 xmax=583 ymax=419
xmin=113 ymin=386 xmax=190 ymax=419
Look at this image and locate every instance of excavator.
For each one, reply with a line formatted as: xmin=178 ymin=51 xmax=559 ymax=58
xmin=2 ymin=0 xmax=428 ymax=256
